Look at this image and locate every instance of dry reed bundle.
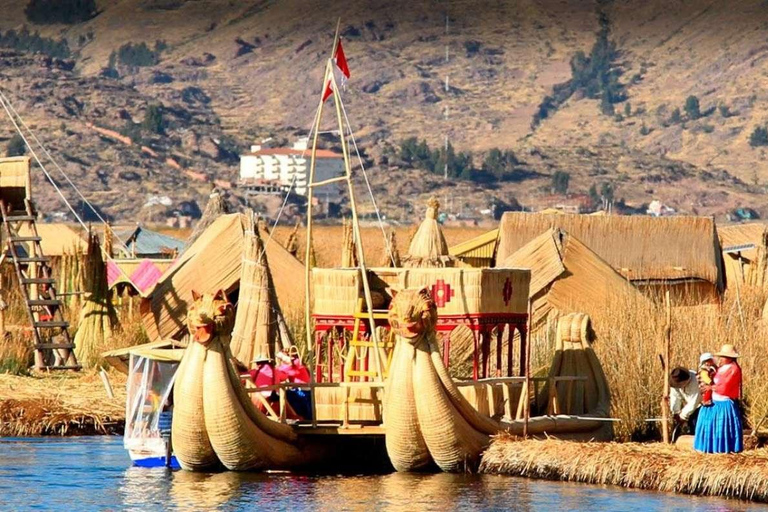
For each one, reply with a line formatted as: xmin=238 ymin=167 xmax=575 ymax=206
xmin=229 ymin=213 xmax=293 ymax=367
xmin=0 ymin=371 xmax=126 ymax=436
xmin=340 ymin=217 xmax=358 ymax=268
xmin=402 ymin=197 xmax=456 ymax=268
xmin=381 ymin=229 xmax=401 ymax=267
xmin=284 ymin=220 xmax=300 ymax=258
xmin=186 ymin=189 xmax=230 ymax=249
xmin=73 ymin=233 xmax=120 ymax=368
xmin=480 ymin=437 xmax=768 ymax=502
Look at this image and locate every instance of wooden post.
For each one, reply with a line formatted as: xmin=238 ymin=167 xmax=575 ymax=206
xmin=661 ymin=290 xmax=672 ymax=444
xmin=523 ymin=301 xmax=532 ymax=438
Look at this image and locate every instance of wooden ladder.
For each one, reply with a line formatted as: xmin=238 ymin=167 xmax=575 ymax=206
xmin=343 ymin=298 xmax=392 ymax=381
xmin=1 ymin=199 xmax=79 ymax=370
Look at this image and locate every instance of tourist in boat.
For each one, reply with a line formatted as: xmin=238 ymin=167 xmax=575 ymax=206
xmin=669 ymin=366 xmax=701 ymax=437
xmin=694 ymin=344 xmax=743 ymax=454
xmin=248 ymin=356 xmax=285 ymax=416
xmin=277 ymin=350 xmax=312 ymax=420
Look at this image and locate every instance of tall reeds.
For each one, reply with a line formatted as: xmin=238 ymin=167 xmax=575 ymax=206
xmin=543 ymin=285 xmax=768 ymax=441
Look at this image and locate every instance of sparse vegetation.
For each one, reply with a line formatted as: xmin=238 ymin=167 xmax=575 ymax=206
xmin=551 ymin=170 xmax=570 ymax=195
xmin=142 ymin=104 xmax=166 ymax=135
xmin=669 ymin=107 xmax=682 ymax=125
xmin=684 ymin=95 xmax=701 ymax=120
xmin=0 ymin=28 xmax=70 ymax=59
xmin=6 ymin=134 xmax=26 ymax=157
xmin=109 ymin=41 xmax=166 ymax=70
xmin=750 ymin=126 xmax=768 ymax=147
xmin=25 ymin=0 xmax=97 ymax=25
xmin=532 ymin=8 xmax=625 ymax=127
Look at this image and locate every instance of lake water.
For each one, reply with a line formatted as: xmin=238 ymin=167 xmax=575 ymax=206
xmin=0 ymin=436 xmax=763 ymax=511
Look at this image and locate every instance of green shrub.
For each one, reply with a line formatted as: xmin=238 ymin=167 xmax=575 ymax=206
xmin=6 ymin=134 xmax=26 ymax=157
xmin=142 ymin=104 xmax=166 ymax=135
xmin=116 ymin=41 xmax=165 ymax=68
xmin=0 ymin=28 xmax=70 ymax=58
xmin=684 ymin=95 xmax=701 ymax=120
xmin=749 ymin=126 xmax=768 ymax=147
xmin=551 ymin=171 xmax=570 ymax=195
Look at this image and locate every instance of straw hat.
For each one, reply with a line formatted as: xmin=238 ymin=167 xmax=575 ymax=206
xmin=252 ymin=355 xmax=272 ymax=364
xmin=714 ymin=344 xmax=740 ymax=359
xmin=699 ymin=352 xmax=714 ymax=365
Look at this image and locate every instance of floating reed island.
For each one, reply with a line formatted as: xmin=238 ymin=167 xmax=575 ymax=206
xmin=480 ymin=437 xmax=768 ymax=503
xmin=0 ymin=371 xmax=126 ymax=436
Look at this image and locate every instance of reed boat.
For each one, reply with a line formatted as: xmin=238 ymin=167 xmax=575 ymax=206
xmin=119 ymin=21 xmax=614 ymax=474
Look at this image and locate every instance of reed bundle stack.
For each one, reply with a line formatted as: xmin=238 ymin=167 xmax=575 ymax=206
xmin=480 ymin=438 xmax=768 ymax=503
xmin=229 ymin=214 xmax=293 ymax=368
xmin=340 ymin=217 xmax=358 ymax=268
xmin=403 ymin=197 xmax=457 ymax=268
xmin=74 ymin=233 xmax=120 ymax=368
xmin=56 ymin=246 xmax=85 ymax=310
xmin=186 ymin=189 xmax=230 ymax=250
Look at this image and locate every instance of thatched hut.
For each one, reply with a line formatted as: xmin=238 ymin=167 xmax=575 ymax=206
xmin=140 ymin=213 xmax=305 ymax=343
xmin=185 ymin=188 xmax=230 ymax=249
xmin=448 ymin=228 xmax=499 ymax=268
xmin=501 ymin=228 xmax=647 ymax=332
xmin=718 ymin=223 xmax=768 ymax=289
xmin=403 ymin=197 xmax=457 ymax=268
xmin=496 ymin=212 xmax=723 ymax=305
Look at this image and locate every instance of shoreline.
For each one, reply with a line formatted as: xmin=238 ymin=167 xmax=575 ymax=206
xmin=0 ymin=371 xmax=126 ymax=437
xmin=479 ymin=437 xmax=768 ymax=503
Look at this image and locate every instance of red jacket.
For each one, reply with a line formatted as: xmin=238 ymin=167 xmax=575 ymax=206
xmin=713 ymin=362 xmax=742 ymax=400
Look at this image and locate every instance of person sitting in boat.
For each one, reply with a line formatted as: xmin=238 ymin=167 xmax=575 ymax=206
xmin=697 ymin=352 xmax=717 ymax=407
xmin=694 ymin=344 xmax=743 ymax=454
xmin=669 ymin=366 xmax=701 ymax=436
xmin=276 ymin=349 xmax=312 ymax=421
xmin=248 ymin=355 xmax=286 ymax=417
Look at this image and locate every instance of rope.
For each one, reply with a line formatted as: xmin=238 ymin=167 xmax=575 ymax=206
xmin=338 ymin=93 xmax=396 ymax=266
xmin=0 ymin=90 xmax=131 ymax=254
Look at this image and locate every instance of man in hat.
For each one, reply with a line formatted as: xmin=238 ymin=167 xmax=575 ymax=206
xmin=669 ymin=366 xmax=702 ymax=436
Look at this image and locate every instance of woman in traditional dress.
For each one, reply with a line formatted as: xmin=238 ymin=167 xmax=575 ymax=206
xmin=693 ymin=344 xmax=743 ymax=453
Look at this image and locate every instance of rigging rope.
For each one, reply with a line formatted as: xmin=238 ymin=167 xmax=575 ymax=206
xmin=0 ymin=89 xmax=132 ymax=255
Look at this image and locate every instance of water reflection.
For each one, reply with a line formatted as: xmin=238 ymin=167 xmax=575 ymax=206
xmin=0 ymin=438 xmax=766 ymax=511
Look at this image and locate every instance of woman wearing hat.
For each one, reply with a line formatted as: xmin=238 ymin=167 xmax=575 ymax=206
xmin=693 ymin=344 xmax=743 ymax=454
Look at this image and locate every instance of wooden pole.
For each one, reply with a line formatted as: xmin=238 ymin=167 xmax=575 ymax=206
xmin=661 ymin=290 xmax=672 ymax=444
xmin=523 ymin=300 xmax=532 ymax=438
xmin=329 ymin=69 xmax=385 ymax=382
xmin=304 ymin=22 xmax=341 ymax=426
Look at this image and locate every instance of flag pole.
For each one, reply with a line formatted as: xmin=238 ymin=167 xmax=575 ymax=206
xmin=329 ymin=69 xmax=385 ymax=383
xmin=305 ymin=54 xmax=335 ymax=427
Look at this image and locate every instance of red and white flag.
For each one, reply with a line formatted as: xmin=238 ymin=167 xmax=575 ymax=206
xmin=322 ymin=79 xmax=334 ymax=102
xmin=334 ymin=39 xmax=350 ymax=79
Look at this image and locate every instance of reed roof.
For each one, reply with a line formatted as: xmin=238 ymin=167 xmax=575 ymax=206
xmin=141 ymin=213 xmax=305 ymax=342
xmin=501 ymin=228 xmax=645 ymax=322
xmin=497 ymin=212 xmax=722 ymax=285
xmin=718 ymin=223 xmax=768 ymax=260
xmin=403 ymin=197 xmax=456 ymax=268
xmin=17 ymin=223 xmax=86 ymax=256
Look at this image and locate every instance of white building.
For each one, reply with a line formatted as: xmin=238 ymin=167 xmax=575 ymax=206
xmin=239 ymin=138 xmax=345 ymax=200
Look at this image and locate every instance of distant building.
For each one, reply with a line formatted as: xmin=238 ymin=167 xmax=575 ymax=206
xmin=239 ymin=137 xmax=345 ymax=200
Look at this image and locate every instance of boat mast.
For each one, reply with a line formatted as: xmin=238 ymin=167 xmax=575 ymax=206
xmin=304 ymin=21 xmax=384 ymax=383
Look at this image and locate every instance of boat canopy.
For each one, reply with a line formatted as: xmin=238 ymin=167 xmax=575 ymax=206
xmin=102 ymin=340 xmax=185 ymax=374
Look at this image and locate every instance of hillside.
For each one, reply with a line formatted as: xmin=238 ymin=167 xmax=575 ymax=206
xmin=0 ymin=0 xmax=766 ymax=221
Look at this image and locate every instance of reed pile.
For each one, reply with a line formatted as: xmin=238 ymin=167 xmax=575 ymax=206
xmin=480 ymin=437 xmax=768 ymax=502
xmin=0 ymin=370 xmax=126 ymax=436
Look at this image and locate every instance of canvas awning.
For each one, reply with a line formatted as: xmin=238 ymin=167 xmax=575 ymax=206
xmin=102 ymin=339 xmax=185 ymax=374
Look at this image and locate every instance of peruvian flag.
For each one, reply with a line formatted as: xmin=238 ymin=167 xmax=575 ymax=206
xmin=334 ymin=39 xmax=350 ymax=79
xmin=322 ymin=79 xmax=334 ymax=101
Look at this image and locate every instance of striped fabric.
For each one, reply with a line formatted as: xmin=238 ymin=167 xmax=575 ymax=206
xmin=694 ymin=399 xmax=743 ymax=453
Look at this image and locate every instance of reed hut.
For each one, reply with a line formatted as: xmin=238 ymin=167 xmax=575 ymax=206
xmin=402 ymin=197 xmax=457 ymax=268
xmin=500 ymin=228 xmax=647 ymax=333
xmin=229 ymin=213 xmax=293 ymax=368
xmin=448 ymin=228 xmax=499 ymax=268
xmin=141 ymin=213 xmax=305 ymax=342
xmin=718 ymin=223 xmax=768 ymax=289
xmin=496 ymin=212 xmax=723 ymax=305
